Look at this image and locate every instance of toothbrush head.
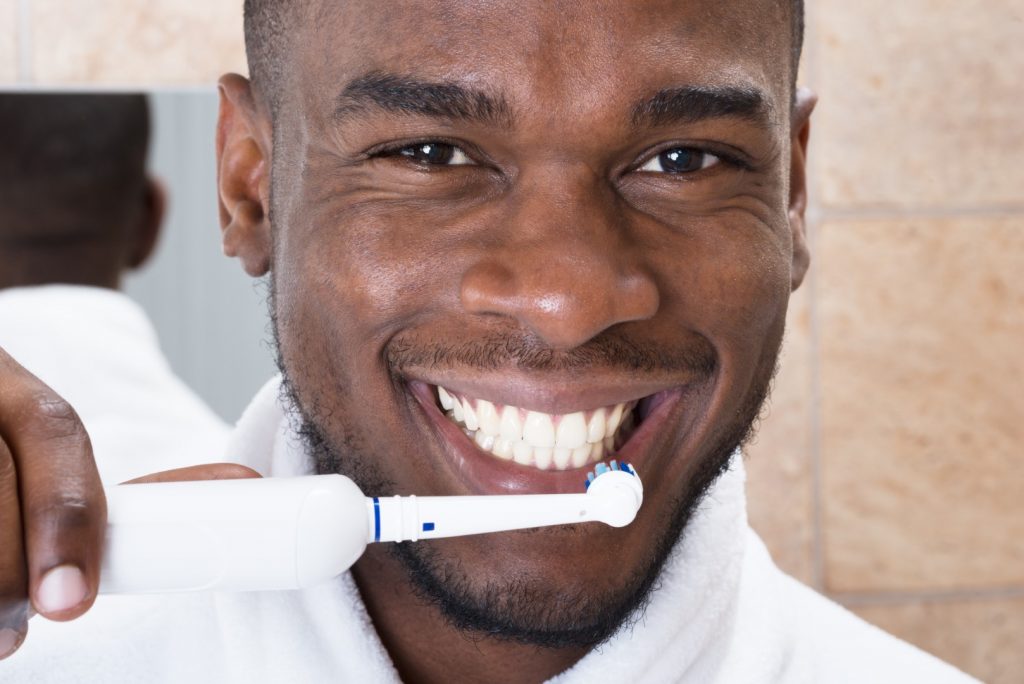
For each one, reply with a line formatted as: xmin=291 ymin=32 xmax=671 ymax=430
xmin=583 ymin=459 xmax=644 ymax=528
xmin=584 ymin=459 xmax=637 ymax=489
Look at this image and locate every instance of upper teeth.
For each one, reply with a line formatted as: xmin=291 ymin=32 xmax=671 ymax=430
xmin=436 ymin=386 xmax=634 ymax=471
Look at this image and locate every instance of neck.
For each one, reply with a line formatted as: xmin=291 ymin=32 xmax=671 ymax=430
xmin=0 ymin=244 xmax=121 ymax=291
xmin=352 ymin=545 xmax=588 ymax=684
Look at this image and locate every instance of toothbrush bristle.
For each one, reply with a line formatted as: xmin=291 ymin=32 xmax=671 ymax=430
xmin=584 ymin=459 xmax=637 ymax=489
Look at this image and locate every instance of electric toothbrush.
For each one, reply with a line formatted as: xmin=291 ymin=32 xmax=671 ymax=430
xmin=98 ymin=461 xmax=643 ymax=594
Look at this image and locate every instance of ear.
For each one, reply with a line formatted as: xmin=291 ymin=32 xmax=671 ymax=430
xmin=217 ymin=73 xmax=273 ymax=277
xmin=126 ymin=175 xmax=166 ymax=270
xmin=788 ymin=87 xmax=817 ymax=292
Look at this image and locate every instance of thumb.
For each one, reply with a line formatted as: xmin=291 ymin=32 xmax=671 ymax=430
xmin=121 ymin=463 xmax=262 ymax=485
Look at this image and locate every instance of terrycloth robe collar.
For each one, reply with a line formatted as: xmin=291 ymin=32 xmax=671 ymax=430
xmin=228 ymin=376 xmax=751 ymax=683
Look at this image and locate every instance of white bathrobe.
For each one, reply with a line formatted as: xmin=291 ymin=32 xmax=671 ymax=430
xmin=3 ymin=373 xmax=976 ymax=683
xmin=0 ymin=285 xmax=230 ymax=484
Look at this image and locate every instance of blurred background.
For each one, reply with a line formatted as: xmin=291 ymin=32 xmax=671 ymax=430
xmin=125 ymin=92 xmax=275 ymax=421
xmin=1 ymin=1 xmax=1021 ymax=681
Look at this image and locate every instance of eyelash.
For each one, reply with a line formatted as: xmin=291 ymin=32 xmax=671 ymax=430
xmin=369 ymin=139 xmax=475 ymax=167
xmin=369 ymin=140 xmax=753 ymax=175
xmin=637 ymin=145 xmax=753 ymax=174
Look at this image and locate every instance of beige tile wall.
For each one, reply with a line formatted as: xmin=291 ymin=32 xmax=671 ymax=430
xmin=1 ymin=1 xmax=1021 ymax=682
xmin=852 ymin=596 xmax=1024 ymax=682
xmin=814 ymin=0 xmax=1024 ymax=210
xmin=747 ymin=1 xmax=1024 ymax=682
xmin=1 ymin=0 xmax=246 ymax=86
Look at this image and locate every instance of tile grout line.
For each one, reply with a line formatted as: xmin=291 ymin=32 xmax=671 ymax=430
xmin=802 ymin=0 xmax=827 ymax=596
xmin=834 ymin=585 xmax=1024 ymax=607
xmin=820 ymin=205 xmax=1024 ymax=221
xmin=15 ymin=0 xmax=32 ymax=83
xmin=806 ymin=211 xmax=825 ymax=594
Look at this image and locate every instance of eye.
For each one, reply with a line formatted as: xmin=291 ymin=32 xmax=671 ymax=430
xmin=639 ymin=147 xmax=720 ymax=174
xmin=387 ymin=142 xmax=475 ymax=166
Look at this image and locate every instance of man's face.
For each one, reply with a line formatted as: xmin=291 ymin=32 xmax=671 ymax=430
xmin=243 ymin=0 xmax=808 ymax=646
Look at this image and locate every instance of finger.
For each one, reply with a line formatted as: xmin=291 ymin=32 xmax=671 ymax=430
xmin=0 ymin=437 xmax=29 ymax=659
xmin=123 ymin=463 xmax=263 ymax=485
xmin=0 ymin=348 xmax=105 ymax=622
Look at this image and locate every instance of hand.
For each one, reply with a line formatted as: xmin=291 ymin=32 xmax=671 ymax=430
xmin=0 ymin=346 xmax=258 ymax=660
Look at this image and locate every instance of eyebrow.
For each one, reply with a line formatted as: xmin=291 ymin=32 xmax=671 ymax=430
xmin=631 ymin=84 xmax=777 ymax=129
xmin=333 ymin=71 xmax=513 ymax=127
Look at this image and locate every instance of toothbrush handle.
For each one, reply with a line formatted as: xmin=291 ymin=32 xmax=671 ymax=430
xmin=99 ymin=475 xmax=369 ymax=594
xmin=371 ymin=470 xmax=643 ymax=543
xmin=374 ymin=492 xmax=605 ymax=543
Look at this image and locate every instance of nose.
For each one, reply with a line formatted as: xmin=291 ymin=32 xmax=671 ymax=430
xmin=459 ymin=173 xmax=660 ymax=350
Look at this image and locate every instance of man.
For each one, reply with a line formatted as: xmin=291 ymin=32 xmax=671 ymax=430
xmin=0 ymin=2 xmax=975 ymax=681
xmin=0 ymin=95 xmax=230 ymax=489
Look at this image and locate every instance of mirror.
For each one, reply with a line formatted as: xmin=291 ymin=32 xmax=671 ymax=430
xmin=0 ymin=91 xmax=275 ymax=422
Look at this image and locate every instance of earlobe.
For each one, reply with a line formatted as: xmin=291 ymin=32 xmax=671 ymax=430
xmin=788 ymin=87 xmax=817 ymax=292
xmin=217 ymin=73 xmax=273 ymax=278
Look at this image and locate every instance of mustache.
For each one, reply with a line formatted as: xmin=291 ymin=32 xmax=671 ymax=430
xmin=385 ymin=329 xmax=718 ymax=377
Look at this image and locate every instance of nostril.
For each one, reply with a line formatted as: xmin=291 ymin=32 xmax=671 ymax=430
xmin=459 ymin=256 xmax=660 ymax=350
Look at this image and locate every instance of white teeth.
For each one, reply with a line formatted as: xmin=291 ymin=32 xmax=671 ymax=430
xmin=555 ymin=412 xmax=587 ymax=449
xmin=572 ymin=444 xmax=593 ymax=468
xmin=477 ymin=399 xmax=501 ymax=436
xmin=553 ymin=447 xmax=572 ymax=470
xmin=462 ymin=399 xmax=479 ymax=431
xmin=607 ymin=403 xmax=625 ymax=434
xmin=523 ymin=411 xmax=556 ymax=448
xmin=438 ymin=386 xmax=455 ymax=411
xmin=492 ymin=438 xmax=513 ymax=460
xmin=499 ymin=405 xmax=523 ymax=442
xmin=533 ymin=447 xmax=553 ymax=470
xmin=437 ymin=386 xmax=638 ymax=471
xmin=587 ymin=408 xmax=606 ymax=443
xmin=474 ymin=430 xmax=495 ymax=451
xmin=513 ymin=441 xmax=534 ymax=465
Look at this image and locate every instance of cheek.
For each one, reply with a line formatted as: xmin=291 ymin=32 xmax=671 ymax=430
xmin=650 ymin=218 xmax=792 ymax=358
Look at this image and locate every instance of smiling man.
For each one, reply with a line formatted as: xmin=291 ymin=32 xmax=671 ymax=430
xmin=0 ymin=1 xmax=976 ymax=682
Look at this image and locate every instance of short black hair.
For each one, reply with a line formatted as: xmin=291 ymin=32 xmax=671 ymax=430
xmin=0 ymin=93 xmax=150 ymax=244
xmin=244 ymin=1 xmax=805 ymax=113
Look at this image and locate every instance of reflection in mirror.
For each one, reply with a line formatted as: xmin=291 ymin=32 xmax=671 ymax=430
xmin=0 ymin=92 xmax=274 ymax=423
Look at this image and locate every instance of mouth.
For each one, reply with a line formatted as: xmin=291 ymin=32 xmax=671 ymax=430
xmin=407 ymin=378 xmax=685 ymax=494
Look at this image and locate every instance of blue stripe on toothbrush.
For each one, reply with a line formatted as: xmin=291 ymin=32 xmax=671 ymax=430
xmin=373 ymin=497 xmax=381 ymax=542
xmin=422 ymin=522 xmax=435 ymax=532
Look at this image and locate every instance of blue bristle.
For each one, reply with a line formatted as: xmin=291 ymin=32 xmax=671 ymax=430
xmin=595 ymin=463 xmax=609 ymax=476
xmin=610 ymin=459 xmax=619 ymax=471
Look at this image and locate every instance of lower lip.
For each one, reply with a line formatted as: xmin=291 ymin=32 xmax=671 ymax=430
xmin=407 ymin=381 xmax=684 ymax=495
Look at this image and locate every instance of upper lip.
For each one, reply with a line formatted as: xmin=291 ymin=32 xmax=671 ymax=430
xmin=404 ymin=370 xmax=693 ymax=414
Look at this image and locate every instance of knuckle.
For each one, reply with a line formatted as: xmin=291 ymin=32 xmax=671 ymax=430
xmin=26 ymin=494 xmax=100 ymax=534
xmin=8 ymin=392 xmax=94 ymax=459
xmin=26 ymin=395 xmax=87 ymax=439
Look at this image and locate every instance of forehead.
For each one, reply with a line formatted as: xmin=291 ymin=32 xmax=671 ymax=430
xmin=291 ymin=0 xmax=792 ymax=122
